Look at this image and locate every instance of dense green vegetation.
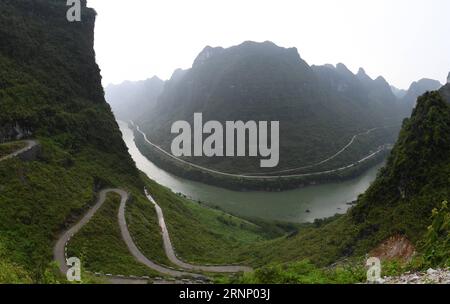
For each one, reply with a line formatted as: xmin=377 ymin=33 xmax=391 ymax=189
xmin=0 ymin=238 xmax=33 ymax=283
xmin=0 ymin=138 xmax=168 ymax=281
xmin=1 ymin=0 xmax=448 ymax=285
xmin=0 ymin=1 xmax=128 ymax=153
xmin=229 ymin=90 xmax=449 ymax=280
xmin=67 ymin=193 xmax=160 ymax=277
xmin=422 ymin=201 xmax=450 ymax=268
xmin=137 ymin=175 xmax=273 ymax=265
xmin=350 ymin=91 xmax=450 ymax=248
xmin=0 ymin=1 xmax=165 ymax=283
xmin=231 ymin=200 xmax=449 ymax=284
xmin=231 ymin=260 xmax=366 ymax=284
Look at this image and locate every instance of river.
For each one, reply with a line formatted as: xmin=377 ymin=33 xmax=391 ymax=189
xmin=119 ymin=120 xmax=384 ymax=223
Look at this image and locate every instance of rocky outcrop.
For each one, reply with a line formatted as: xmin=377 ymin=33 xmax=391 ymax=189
xmin=369 ymin=234 xmax=416 ymax=262
xmin=382 ymin=268 xmax=450 ymax=284
xmin=0 ymin=123 xmax=32 ymax=143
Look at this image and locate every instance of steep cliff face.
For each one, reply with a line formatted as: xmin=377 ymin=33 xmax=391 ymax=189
xmin=0 ymin=0 xmax=127 ymax=155
xmin=0 ymin=0 xmax=143 ymax=281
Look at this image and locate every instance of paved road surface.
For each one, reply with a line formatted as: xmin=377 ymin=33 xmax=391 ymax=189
xmin=117 ymin=189 xmax=203 ymax=278
xmin=54 ymin=189 xmax=199 ymax=279
xmin=0 ymin=140 xmax=38 ymax=162
xmin=144 ymin=189 xmax=252 ymax=273
xmin=54 ymin=188 xmax=249 ymax=283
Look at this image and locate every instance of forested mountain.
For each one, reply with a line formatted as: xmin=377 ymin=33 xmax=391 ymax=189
xmin=134 ymin=41 xmax=404 ymax=174
xmin=0 ymin=0 xmax=148 ymax=282
xmin=312 ymin=64 xmax=400 ymax=119
xmin=241 ymin=88 xmax=450 ymax=276
xmin=106 ymin=76 xmax=164 ymax=120
xmin=0 ymin=0 xmax=128 ymax=154
xmin=350 ymin=89 xmax=449 ymax=243
xmin=107 ymin=42 xmax=444 ymax=179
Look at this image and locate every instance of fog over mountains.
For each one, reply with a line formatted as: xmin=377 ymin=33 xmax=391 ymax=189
xmin=106 ymin=41 xmax=445 ymax=173
xmin=106 ymin=76 xmax=164 ymax=120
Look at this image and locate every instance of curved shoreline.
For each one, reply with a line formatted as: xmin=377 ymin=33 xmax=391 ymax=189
xmin=133 ymin=121 xmax=393 ymax=179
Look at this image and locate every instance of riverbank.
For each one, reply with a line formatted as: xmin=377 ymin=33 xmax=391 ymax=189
xmin=132 ymin=122 xmax=390 ymax=192
xmin=119 ymin=120 xmax=386 ymax=223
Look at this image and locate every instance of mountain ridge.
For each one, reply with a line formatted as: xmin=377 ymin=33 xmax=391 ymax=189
xmin=134 ymin=41 xmax=403 ymax=177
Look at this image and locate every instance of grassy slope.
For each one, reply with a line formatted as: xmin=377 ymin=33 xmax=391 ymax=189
xmin=67 ymin=193 xmax=160 ymax=277
xmin=135 ymin=176 xmax=272 ymax=265
xmin=0 ymin=138 xmax=168 ymax=281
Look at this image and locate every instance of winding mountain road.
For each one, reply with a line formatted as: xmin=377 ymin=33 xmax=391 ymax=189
xmin=54 ymin=188 xmax=251 ymax=281
xmin=0 ymin=140 xmax=39 ymax=162
xmin=144 ymin=189 xmax=252 ymax=273
xmin=4 ymin=139 xmax=250 ymax=280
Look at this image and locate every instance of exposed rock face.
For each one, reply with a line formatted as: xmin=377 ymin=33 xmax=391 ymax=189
xmin=382 ymin=268 xmax=450 ymax=284
xmin=369 ymin=234 xmax=416 ymax=262
xmin=447 ymin=72 xmax=450 ymax=84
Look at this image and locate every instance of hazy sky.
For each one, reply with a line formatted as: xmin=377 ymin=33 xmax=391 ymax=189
xmin=87 ymin=0 xmax=450 ymax=89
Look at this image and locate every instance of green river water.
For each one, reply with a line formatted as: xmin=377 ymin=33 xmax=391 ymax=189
xmin=119 ymin=121 xmax=384 ymax=223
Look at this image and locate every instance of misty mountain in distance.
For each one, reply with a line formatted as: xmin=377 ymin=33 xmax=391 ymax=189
xmin=440 ymin=79 xmax=450 ymax=103
xmin=106 ymin=76 xmax=164 ymax=120
xmin=132 ymin=41 xmax=402 ymax=173
xmin=391 ymin=85 xmax=407 ymax=99
xmin=105 ymin=41 xmax=444 ymax=175
xmin=400 ymin=78 xmax=443 ymax=114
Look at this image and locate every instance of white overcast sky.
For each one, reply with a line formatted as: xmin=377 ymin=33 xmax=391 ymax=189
xmin=87 ymin=0 xmax=450 ymax=89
